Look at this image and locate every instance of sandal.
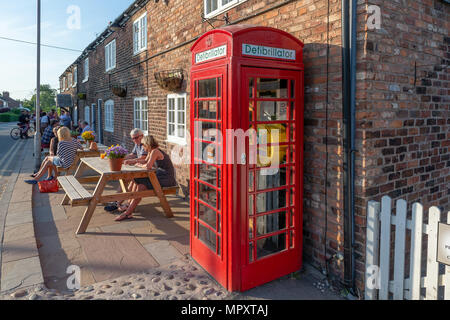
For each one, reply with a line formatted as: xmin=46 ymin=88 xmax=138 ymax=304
xmin=114 ymin=213 xmax=133 ymax=222
xmin=117 ymin=204 xmax=130 ymax=212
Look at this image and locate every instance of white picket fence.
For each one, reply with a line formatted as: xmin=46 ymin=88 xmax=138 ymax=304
xmin=365 ymin=196 xmax=450 ymax=300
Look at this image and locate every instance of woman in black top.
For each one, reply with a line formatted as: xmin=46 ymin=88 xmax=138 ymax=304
xmin=115 ymin=135 xmax=176 ymax=221
xmin=49 ymin=126 xmax=60 ymax=156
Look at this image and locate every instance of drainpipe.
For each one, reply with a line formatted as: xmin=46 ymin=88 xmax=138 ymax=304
xmin=342 ymin=0 xmax=357 ymax=294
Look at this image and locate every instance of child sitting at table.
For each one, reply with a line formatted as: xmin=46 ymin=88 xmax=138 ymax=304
xmin=114 ymin=135 xmax=176 ymax=221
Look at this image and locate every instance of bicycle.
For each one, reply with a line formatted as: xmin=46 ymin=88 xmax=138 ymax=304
xmin=10 ymin=123 xmax=35 ymax=140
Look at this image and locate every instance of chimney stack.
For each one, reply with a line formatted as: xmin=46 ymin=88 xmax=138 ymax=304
xmin=2 ymin=91 xmax=9 ymax=99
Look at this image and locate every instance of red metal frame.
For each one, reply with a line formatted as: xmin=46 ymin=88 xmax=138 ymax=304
xmin=190 ymin=25 xmax=304 ymax=292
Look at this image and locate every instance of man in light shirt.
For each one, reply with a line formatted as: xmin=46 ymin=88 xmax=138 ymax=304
xmin=124 ymin=128 xmax=148 ymax=165
xmin=77 ymin=121 xmax=94 ymax=140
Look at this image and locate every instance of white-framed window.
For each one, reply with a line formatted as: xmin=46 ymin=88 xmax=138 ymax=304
xmin=83 ymin=58 xmax=89 ymax=82
xmin=204 ymin=0 xmax=248 ymax=18
xmin=104 ymin=100 xmax=114 ymax=132
xmin=167 ymin=93 xmax=187 ymax=145
xmin=105 ymin=39 xmax=116 ymax=72
xmin=84 ymin=106 xmax=90 ymax=125
xmin=62 ymin=77 xmax=66 ymax=91
xmin=134 ymin=97 xmax=148 ymax=134
xmin=68 ymin=73 xmax=72 ymax=88
xmin=133 ymin=13 xmax=147 ymax=55
xmin=73 ymin=66 xmax=77 ymax=86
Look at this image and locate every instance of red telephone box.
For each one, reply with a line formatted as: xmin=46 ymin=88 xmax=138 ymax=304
xmin=190 ymin=25 xmax=304 ymax=292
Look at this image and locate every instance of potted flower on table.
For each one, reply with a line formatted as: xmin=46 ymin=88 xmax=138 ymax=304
xmin=103 ymin=145 xmax=128 ymax=171
xmin=81 ymin=131 xmax=96 ymax=150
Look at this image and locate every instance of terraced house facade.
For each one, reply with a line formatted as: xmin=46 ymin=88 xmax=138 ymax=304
xmin=59 ymin=0 xmax=449 ymax=296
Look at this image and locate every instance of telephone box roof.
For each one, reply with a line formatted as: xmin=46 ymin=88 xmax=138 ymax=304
xmin=191 ymin=25 xmax=304 ymax=51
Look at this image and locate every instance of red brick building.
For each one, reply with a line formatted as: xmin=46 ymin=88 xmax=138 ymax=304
xmin=0 ymin=91 xmax=22 ymax=109
xmin=59 ymin=0 xmax=449 ymax=296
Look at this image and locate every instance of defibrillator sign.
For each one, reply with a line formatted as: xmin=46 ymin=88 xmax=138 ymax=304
xmin=242 ymin=44 xmax=296 ymax=60
xmin=195 ymin=45 xmax=227 ymax=64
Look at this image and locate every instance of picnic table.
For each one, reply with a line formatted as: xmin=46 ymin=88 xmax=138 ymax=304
xmin=57 ymin=157 xmax=177 ymax=235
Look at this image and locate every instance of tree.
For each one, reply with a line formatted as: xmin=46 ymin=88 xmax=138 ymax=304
xmin=23 ymin=84 xmax=57 ymax=113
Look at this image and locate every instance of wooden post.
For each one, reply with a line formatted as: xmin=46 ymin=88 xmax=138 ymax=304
xmin=365 ymin=200 xmax=380 ymax=300
xmin=148 ymin=172 xmax=173 ymax=218
xmin=76 ymin=174 xmax=107 ymax=234
xmin=445 ymin=212 xmax=450 ymax=300
xmin=379 ymin=196 xmax=392 ymax=300
xmin=119 ymin=179 xmax=129 ymax=193
xmin=409 ymin=202 xmax=423 ymax=300
xmin=393 ymin=199 xmax=407 ymax=299
xmin=425 ymin=206 xmax=441 ymax=300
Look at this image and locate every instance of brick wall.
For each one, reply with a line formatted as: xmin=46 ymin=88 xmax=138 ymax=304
xmin=355 ymin=0 xmax=449 ymax=291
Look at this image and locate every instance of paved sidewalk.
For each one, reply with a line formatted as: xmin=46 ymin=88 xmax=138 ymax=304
xmin=0 ymin=138 xmax=44 ymax=293
xmin=0 ymin=145 xmax=345 ymax=300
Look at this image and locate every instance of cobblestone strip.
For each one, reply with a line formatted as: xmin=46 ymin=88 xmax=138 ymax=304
xmin=0 ymin=256 xmax=233 ymax=300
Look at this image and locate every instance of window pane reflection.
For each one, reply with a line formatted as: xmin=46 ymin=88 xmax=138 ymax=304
xmin=256 ymin=233 xmax=286 ymax=259
xmin=199 ymin=182 xmax=217 ymax=208
xmin=198 ymin=203 xmax=217 ymax=230
xmin=256 ymin=167 xmax=287 ymax=190
xmin=255 ymin=124 xmax=288 ymax=144
xmin=199 ymin=223 xmax=216 ymax=252
xmin=257 ymin=145 xmax=289 ymax=167
xmin=256 ymin=212 xmax=287 ymax=236
xmin=257 ymin=101 xmax=288 ymax=121
xmin=256 ymin=189 xmax=286 ymax=213
xmin=195 ymin=121 xmax=218 ymax=142
xmin=198 ymin=78 xmax=217 ymax=98
xmin=198 ymin=101 xmax=217 ymax=119
xmin=257 ymin=78 xmax=288 ymax=98
xmin=199 ymin=164 xmax=217 ymax=186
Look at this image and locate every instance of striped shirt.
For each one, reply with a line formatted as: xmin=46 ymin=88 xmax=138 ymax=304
xmin=56 ymin=139 xmax=81 ymax=169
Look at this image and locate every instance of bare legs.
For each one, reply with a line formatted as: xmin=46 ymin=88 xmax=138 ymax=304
xmin=115 ymin=183 xmax=147 ymax=221
xmin=33 ymin=156 xmax=57 ymax=181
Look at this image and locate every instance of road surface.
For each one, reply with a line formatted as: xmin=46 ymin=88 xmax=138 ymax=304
xmin=0 ymin=123 xmax=30 ymax=199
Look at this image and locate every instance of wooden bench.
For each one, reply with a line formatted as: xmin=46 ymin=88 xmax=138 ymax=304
xmin=57 ymin=155 xmax=80 ymax=176
xmin=58 ymin=176 xmax=92 ymax=206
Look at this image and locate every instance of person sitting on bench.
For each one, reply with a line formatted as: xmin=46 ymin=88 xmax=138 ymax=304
xmin=114 ymin=135 xmax=176 ymax=221
xmin=25 ymin=127 xmax=82 ymax=184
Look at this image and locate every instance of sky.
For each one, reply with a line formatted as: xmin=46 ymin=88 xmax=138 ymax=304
xmin=0 ymin=0 xmax=132 ymax=101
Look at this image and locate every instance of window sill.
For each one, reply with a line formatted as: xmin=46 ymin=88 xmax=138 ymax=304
xmin=104 ymin=128 xmax=114 ymax=133
xmin=167 ymin=136 xmax=187 ymax=146
xmin=105 ymin=67 xmax=116 ymax=73
xmin=133 ymin=48 xmax=147 ymax=56
xmin=82 ymin=79 xmax=89 ymax=83
xmin=204 ymin=0 xmax=247 ymax=19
